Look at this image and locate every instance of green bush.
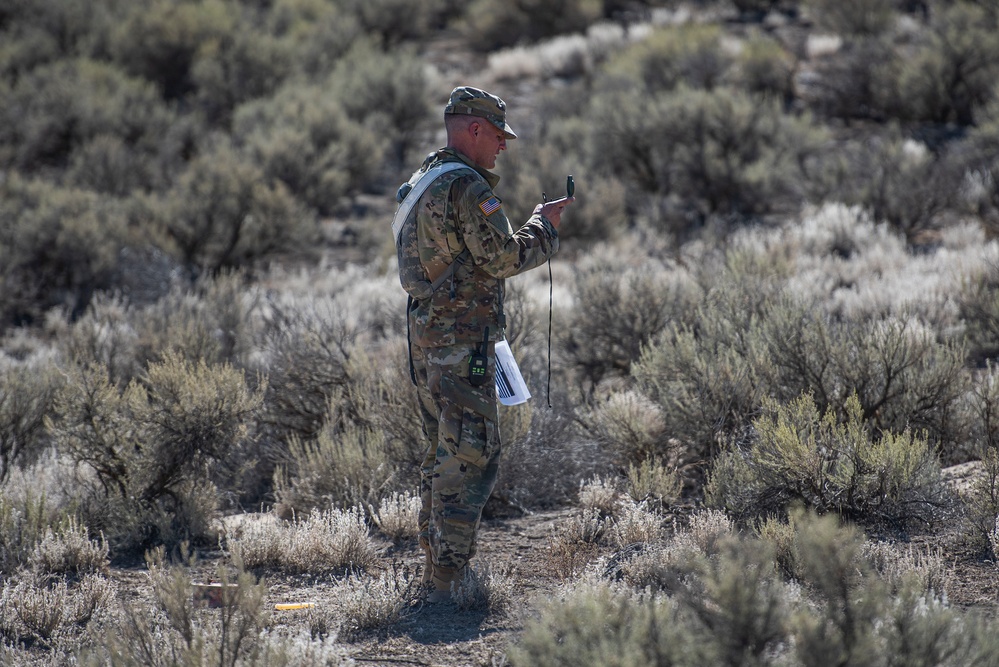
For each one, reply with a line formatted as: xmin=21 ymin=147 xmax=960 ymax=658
xmin=458 ymin=0 xmax=602 ymax=53
xmin=325 ymin=39 xmax=434 ymax=167
xmin=730 ymin=32 xmax=796 ymax=103
xmin=706 ymin=393 xmax=949 ymax=530
xmin=0 ymin=174 xmax=129 ymax=327
xmin=587 ymin=86 xmax=826 ymax=229
xmin=805 ymin=0 xmax=896 ymax=36
xmin=0 ymin=58 xmax=173 ymax=172
xmin=145 ymin=140 xmax=317 ymax=272
xmin=47 ymin=357 xmax=263 ymax=556
xmin=601 ymin=24 xmax=730 ymax=93
xmin=832 ymin=131 xmax=958 ymax=240
xmin=803 ymin=37 xmax=897 ymax=121
xmin=0 ymin=360 xmax=60 ymax=484
xmin=232 ymin=82 xmax=386 ymax=215
xmin=111 ymin=0 xmax=236 ymax=101
xmin=894 ymin=2 xmax=999 ymax=126
xmin=190 ymin=26 xmax=292 ymax=127
xmin=561 ymin=252 xmax=697 ymax=390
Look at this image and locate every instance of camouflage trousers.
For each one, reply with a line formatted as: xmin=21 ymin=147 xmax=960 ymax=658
xmin=411 ymin=342 xmax=501 ymax=571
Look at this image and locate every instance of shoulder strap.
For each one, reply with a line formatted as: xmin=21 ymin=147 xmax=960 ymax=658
xmin=392 ymin=161 xmax=476 ymax=243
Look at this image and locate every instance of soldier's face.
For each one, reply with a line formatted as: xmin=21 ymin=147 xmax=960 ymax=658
xmin=472 ymin=122 xmax=506 ymax=169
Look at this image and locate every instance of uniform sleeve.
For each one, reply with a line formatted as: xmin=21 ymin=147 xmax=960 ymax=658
xmin=453 ymin=176 xmax=559 ymax=279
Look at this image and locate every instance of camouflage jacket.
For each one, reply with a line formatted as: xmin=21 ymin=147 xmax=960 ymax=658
xmin=408 ymin=147 xmax=559 ymax=348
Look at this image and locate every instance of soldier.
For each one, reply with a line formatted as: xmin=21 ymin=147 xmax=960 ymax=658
xmin=397 ymin=86 xmax=573 ymax=603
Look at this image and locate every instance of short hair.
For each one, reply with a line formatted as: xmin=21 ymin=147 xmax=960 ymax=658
xmin=444 ymin=113 xmax=479 ymax=138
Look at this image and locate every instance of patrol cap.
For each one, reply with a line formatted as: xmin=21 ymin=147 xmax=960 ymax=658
xmin=444 ymin=86 xmax=517 ymax=139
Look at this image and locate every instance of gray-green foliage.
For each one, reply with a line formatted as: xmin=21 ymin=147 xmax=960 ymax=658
xmin=588 ymin=86 xmax=825 ymax=226
xmin=805 ymin=0 xmax=896 ymax=36
xmin=513 ymin=511 xmax=998 ymax=667
xmin=145 ymin=140 xmax=317 ymax=272
xmin=0 ymin=58 xmax=173 ymax=172
xmin=634 ymin=251 xmax=971 ymax=467
xmin=47 ymin=356 xmax=263 ymax=555
xmin=893 ymin=2 xmax=999 ymax=126
xmin=458 ymin=0 xmax=602 ymax=53
xmin=0 ymin=174 xmax=129 ymax=326
xmin=0 ymin=360 xmax=60 ymax=483
xmin=82 ymin=547 xmax=269 ymax=667
xmin=232 ymin=83 xmax=385 ymax=215
xmin=707 ymin=393 xmax=948 ymax=529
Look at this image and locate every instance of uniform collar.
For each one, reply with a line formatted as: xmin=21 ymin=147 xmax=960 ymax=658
xmin=433 ymin=147 xmax=501 ymax=189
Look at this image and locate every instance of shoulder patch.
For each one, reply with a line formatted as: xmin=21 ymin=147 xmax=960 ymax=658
xmin=479 ymin=196 xmax=502 ymax=216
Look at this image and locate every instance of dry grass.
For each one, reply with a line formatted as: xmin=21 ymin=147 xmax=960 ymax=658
xmin=228 ymin=506 xmax=377 ymax=574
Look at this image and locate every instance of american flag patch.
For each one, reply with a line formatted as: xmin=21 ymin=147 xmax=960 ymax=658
xmin=479 ymin=196 xmax=502 ymax=216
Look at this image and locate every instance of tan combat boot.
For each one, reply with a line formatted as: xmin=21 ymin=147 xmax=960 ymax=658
xmin=420 ymin=540 xmax=433 ymax=586
xmin=426 ymin=565 xmax=461 ymax=604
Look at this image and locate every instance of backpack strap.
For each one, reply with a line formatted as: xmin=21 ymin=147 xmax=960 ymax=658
xmin=392 ymin=161 xmax=475 ymax=243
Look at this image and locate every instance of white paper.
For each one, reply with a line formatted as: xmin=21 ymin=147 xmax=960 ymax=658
xmin=494 ymin=339 xmax=531 ymax=406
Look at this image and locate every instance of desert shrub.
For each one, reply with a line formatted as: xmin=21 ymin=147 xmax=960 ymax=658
xmin=763 ymin=304 xmax=971 ymax=455
xmin=804 ymin=0 xmax=896 ymax=36
xmin=30 ymin=517 xmax=110 ymax=579
xmin=0 ymin=359 xmax=60 ymax=483
xmin=324 ymin=39 xmax=433 ymax=167
xmin=958 ymin=266 xmax=999 ymax=365
xmin=493 ymin=387 xmax=602 ymax=511
xmin=274 ymin=422 xmax=395 ymax=517
xmin=146 ymin=140 xmax=317 ymax=272
xmin=632 ymin=274 xmax=776 ymax=464
xmin=0 ymin=0 xmax=122 ymax=67
xmin=228 ymin=506 xmax=377 ymax=574
xmin=578 ymin=476 xmax=623 ymax=517
xmin=545 ymin=508 xmax=606 ymax=581
xmin=626 ymin=457 xmax=682 ymax=507
xmin=457 ymin=0 xmax=602 ymax=53
xmin=601 ymin=24 xmax=731 ymax=93
xmin=0 ymin=58 xmax=173 ymax=172
xmin=232 ymin=82 xmax=385 ymax=215
xmin=370 ymin=491 xmax=420 ymax=543
xmin=833 ymin=132 xmax=958 ymax=240
xmin=254 ymin=296 xmax=370 ymax=451
xmin=961 ymin=368 xmax=999 ymax=554
xmin=706 ymin=393 xmax=949 ymax=530
xmin=48 ymin=357 xmax=263 ymax=556
xmin=110 ymin=0 xmax=236 ymax=101
xmin=83 ymin=547 xmax=268 ymax=667
xmin=508 ymin=583 xmax=699 ymax=666
xmin=190 ymin=27 xmax=292 ymax=127
xmin=339 ymin=0 xmax=450 ymax=46
xmin=0 ymin=174 xmax=129 ymax=327
xmin=803 ymin=37 xmax=897 ymax=121
xmin=730 ymin=32 xmax=796 ymax=103
xmin=125 ymin=270 xmax=258 ymax=374
xmin=561 ymin=251 xmax=697 ymax=390
xmin=66 ymin=134 xmax=154 ymax=196
xmin=0 ymin=493 xmax=53 ymax=574
xmin=588 ymin=86 xmax=826 ymax=229
xmin=451 ymin=562 xmax=517 ymax=613
xmin=308 ymin=568 xmax=417 ymax=640
xmin=608 ymin=501 xmax=667 ymax=547
xmin=787 ymin=511 xmax=885 ymax=665
xmin=585 ymin=390 xmax=671 ymax=466
xmin=268 ymin=0 xmax=362 ymax=79
xmin=893 ymin=2 xmax=999 ymax=126
xmin=0 ymin=571 xmax=116 ymax=646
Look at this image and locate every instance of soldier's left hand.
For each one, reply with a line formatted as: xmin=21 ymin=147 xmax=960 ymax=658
xmin=535 ymin=196 xmax=574 ymax=229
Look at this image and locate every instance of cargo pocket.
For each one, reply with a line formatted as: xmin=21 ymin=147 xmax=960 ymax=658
xmin=440 ymin=372 xmax=500 ymax=469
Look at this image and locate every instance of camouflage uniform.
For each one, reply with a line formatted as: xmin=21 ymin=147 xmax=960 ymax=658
xmin=406 ymin=88 xmax=560 ymax=572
